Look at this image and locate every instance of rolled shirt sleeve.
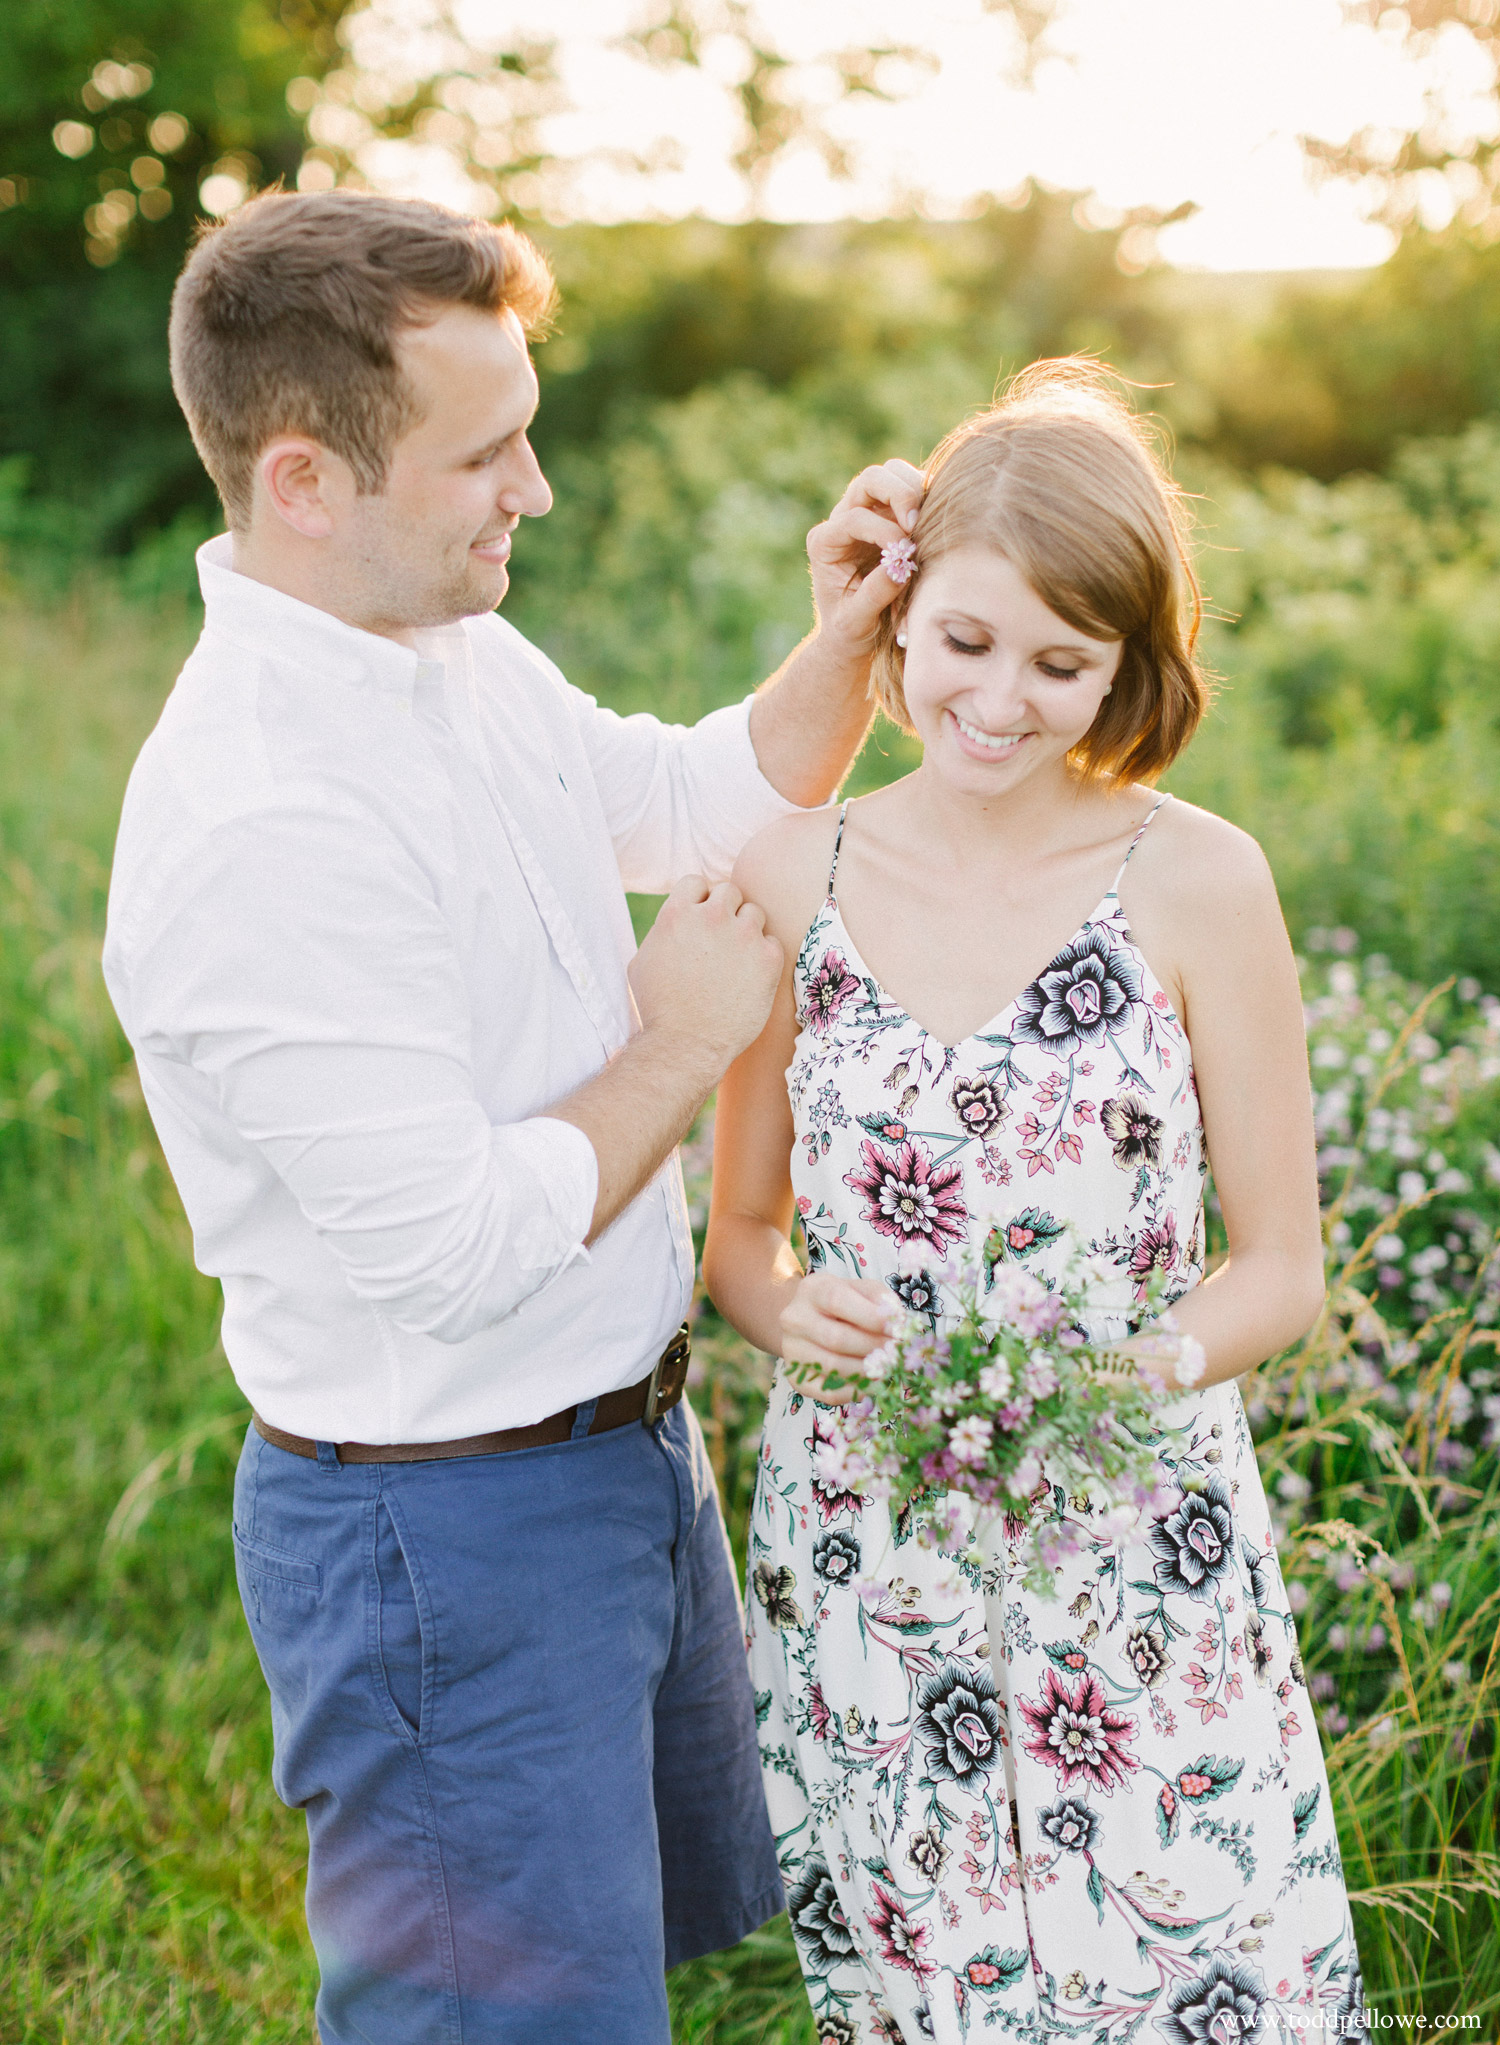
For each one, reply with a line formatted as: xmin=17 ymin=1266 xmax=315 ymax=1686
xmin=567 ymin=688 xmax=811 ymax=893
xmin=120 ymin=804 xmax=598 ymax=1345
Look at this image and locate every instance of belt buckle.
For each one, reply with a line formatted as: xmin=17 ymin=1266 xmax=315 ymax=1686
xmin=642 ymin=1322 xmax=692 ymax=1427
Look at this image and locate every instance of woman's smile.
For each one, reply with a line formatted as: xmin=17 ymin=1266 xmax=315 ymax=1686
xmin=947 ymin=708 xmax=1031 ymax=760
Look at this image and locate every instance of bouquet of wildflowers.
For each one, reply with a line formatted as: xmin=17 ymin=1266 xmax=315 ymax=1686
xmin=803 ymin=1229 xmax=1206 ymax=1597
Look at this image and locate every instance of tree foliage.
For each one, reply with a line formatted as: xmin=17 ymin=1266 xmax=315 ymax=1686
xmin=0 ymin=0 xmax=352 ymax=536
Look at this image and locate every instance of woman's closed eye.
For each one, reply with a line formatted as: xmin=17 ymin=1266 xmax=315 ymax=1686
xmin=943 ymin=630 xmax=987 ymax=657
xmin=1038 ymin=660 xmax=1082 ymax=680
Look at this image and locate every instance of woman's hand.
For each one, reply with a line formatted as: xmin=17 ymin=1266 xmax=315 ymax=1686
xmin=780 ymin=1272 xmax=899 ymax=1406
xmin=806 ymin=459 xmax=926 ymax=664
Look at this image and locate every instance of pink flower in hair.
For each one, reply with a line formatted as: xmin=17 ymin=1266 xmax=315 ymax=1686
xmin=880 ymin=536 xmax=917 ymax=584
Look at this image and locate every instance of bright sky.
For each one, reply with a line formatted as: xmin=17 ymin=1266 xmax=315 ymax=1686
xmin=354 ymin=0 xmax=1500 ymax=270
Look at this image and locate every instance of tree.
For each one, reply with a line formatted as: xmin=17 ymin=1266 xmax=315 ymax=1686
xmin=1305 ymin=3 xmax=1500 ymax=231
xmin=0 ymin=0 xmax=351 ymax=544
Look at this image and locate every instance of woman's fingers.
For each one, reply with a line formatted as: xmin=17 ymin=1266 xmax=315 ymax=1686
xmin=810 ymin=505 xmax=907 ymax=559
xmin=833 ymin=459 xmax=926 ymax=527
xmin=784 ymin=1311 xmax=882 ymax=1361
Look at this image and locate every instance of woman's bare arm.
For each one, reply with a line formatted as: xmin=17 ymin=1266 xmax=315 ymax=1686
xmin=1122 ymin=806 xmax=1326 ymax=1389
xmin=704 ymin=816 xmax=896 ymax=1382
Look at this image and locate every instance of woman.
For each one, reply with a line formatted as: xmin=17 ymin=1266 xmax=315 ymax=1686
xmin=704 ymin=361 xmax=1364 ymax=2045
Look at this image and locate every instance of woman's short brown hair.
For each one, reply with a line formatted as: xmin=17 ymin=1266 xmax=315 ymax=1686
xmin=169 ymin=190 xmax=558 ymax=529
xmin=870 ymin=358 xmax=1207 ymax=783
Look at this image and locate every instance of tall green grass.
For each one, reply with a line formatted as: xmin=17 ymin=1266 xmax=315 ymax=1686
xmin=1 ymin=567 xmax=1497 ymax=2040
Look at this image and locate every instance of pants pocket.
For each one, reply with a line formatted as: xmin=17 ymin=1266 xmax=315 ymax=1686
xmin=233 ymin=1522 xmax=322 ymax=1633
xmin=374 ymin=1497 xmax=428 ymax=1741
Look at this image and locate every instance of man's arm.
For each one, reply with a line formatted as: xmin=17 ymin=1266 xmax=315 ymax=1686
xmin=545 ymin=872 xmax=783 ymax=1241
xmin=746 ymin=458 xmax=926 ymax=808
xmin=556 ymin=457 xmax=927 ymax=894
xmin=120 ymin=816 xmax=780 ymax=1341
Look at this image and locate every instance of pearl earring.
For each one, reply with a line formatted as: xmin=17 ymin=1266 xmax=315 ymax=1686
xmin=895 ymin=630 xmax=907 ymax=648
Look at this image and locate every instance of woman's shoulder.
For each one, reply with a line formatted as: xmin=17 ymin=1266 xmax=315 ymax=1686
xmin=1134 ymin=791 xmax=1276 ymax=912
xmin=732 ymin=802 xmax=846 ymax=950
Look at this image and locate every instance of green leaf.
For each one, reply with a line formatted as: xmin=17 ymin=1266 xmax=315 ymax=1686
xmin=1156 ymin=1782 xmax=1179 ymax=1847
xmin=963 ymin=1945 xmax=1031 ymax=1991
xmin=1176 ymin=1756 xmax=1244 ymax=1804
xmin=1293 ymin=1785 xmax=1321 ymax=1840
xmin=1086 ymin=1862 xmax=1105 ymax=1922
xmin=752 ymin=1688 xmax=771 ymax=1724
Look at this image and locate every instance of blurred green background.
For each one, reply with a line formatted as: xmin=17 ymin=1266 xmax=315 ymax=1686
xmin=3 ymin=2 xmax=1500 ymax=2039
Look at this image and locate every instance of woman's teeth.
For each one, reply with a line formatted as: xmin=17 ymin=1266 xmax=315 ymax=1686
xmin=953 ymin=713 xmax=1026 ymax=754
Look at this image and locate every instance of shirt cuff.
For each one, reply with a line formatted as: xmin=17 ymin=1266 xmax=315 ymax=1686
xmin=702 ymin=696 xmax=837 ymax=822
xmin=506 ymin=1115 xmax=599 ymax=1281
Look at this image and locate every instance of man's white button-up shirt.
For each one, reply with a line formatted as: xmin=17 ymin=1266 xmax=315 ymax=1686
xmin=103 ymin=536 xmax=804 ymax=1442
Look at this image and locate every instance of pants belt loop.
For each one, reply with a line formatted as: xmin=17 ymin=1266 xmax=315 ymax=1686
xmin=314 ymin=1439 xmax=342 ymax=1472
xmin=570 ymin=1397 xmax=598 ymax=1442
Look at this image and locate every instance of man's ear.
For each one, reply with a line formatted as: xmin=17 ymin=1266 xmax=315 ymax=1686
xmin=254 ymin=437 xmax=355 ymax=540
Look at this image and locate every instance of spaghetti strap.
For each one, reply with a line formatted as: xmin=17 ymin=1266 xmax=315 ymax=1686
xmin=1108 ymin=792 xmax=1171 ymax=896
xmin=826 ymin=800 xmax=850 ymax=899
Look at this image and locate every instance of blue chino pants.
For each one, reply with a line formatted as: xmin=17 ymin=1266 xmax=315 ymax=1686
xmin=232 ymin=1395 xmax=782 ymax=2044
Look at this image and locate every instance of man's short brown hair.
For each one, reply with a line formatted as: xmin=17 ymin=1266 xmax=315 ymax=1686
xmin=169 ymin=190 xmax=558 ymax=529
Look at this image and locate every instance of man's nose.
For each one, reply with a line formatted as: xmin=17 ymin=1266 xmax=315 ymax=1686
xmin=500 ymin=437 xmax=552 ymax=519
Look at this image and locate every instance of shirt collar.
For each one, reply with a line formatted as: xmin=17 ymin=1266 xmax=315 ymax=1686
xmin=196 ymin=533 xmax=427 ymax=710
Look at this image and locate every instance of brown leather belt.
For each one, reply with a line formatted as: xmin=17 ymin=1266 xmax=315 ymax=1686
xmin=252 ymin=1323 xmax=692 ymax=1465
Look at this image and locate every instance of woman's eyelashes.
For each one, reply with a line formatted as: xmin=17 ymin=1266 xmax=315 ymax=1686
xmin=938 ymin=628 xmax=1083 ymax=681
xmin=942 ymin=629 xmax=987 ymax=657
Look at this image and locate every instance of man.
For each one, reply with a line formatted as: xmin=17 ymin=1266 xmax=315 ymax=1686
xmin=101 ymin=190 xmax=918 ymax=2043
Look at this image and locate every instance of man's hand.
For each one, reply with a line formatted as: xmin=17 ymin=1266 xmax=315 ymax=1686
xmin=780 ymin=1272 xmax=897 ymax=1405
xmin=628 ymin=873 xmax=784 ymax=1078
xmin=806 ymin=458 xmax=926 ymax=664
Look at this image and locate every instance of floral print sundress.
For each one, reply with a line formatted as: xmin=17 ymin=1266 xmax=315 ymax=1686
xmin=746 ymin=794 xmax=1364 ymax=2045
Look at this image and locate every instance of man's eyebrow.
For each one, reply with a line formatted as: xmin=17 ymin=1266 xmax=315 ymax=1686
xmin=462 ymin=397 xmax=540 ymax=463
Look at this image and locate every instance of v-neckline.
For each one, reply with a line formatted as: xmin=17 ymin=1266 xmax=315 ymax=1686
xmin=820 ymin=887 xmax=1121 ymax=1056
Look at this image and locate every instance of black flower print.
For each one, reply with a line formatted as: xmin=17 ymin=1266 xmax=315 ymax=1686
xmin=1037 ymin=1796 xmax=1098 ymax=1853
xmin=813 ymin=1528 xmax=862 ymax=1585
xmin=1241 ymin=1536 xmax=1272 ymax=1609
xmin=1101 ymin=1090 xmax=1164 ymax=1171
xmin=890 ymin=1266 xmax=941 ymax=1329
xmin=1010 ymin=927 xmax=1143 ymax=1059
xmin=1245 ymin=1612 xmax=1273 ymax=1686
xmin=914 ymin=1656 xmax=1004 ymax=1784
xmin=1149 ymin=1476 xmax=1236 ymax=1603
xmin=1333 ymin=1960 xmax=1370 ymax=2045
xmin=816 ymin=2016 xmax=858 ymax=2045
xmin=906 ymin=1823 xmax=951 ymax=1881
xmin=1157 ymin=1951 xmax=1270 ymax=2045
xmin=1124 ymin=1620 xmax=1172 ymax=1690
xmin=950 ymin=1074 xmax=1008 ymax=1139
xmin=752 ymin=1562 xmax=804 ymax=1629
xmin=786 ymin=1856 xmax=858 ymax=1974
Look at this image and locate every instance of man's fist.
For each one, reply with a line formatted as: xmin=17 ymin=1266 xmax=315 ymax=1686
xmin=628 ymin=874 xmax=784 ymax=1079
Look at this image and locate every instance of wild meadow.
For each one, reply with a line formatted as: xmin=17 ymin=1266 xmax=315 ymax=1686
xmin=2 ymin=403 xmax=1499 ymax=2039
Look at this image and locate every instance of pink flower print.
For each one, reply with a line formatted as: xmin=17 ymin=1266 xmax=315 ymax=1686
xmin=1016 ymin=1667 xmax=1140 ymax=1795
xmin=843 ymin=1137 xmax=967 ymax=1256
xmin=807 ymin=1412 xmax=866 ymax=1525
xmin=806 ymin=1682 xmax=832 ymax=1742
xmin=803 ymin=949 xmax=860 ymax=1034
xmin=1128 ymin=1216 xmax=1179 ymax=1297
xmin=865 ymin=1883 xmax=936 ymax=1981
